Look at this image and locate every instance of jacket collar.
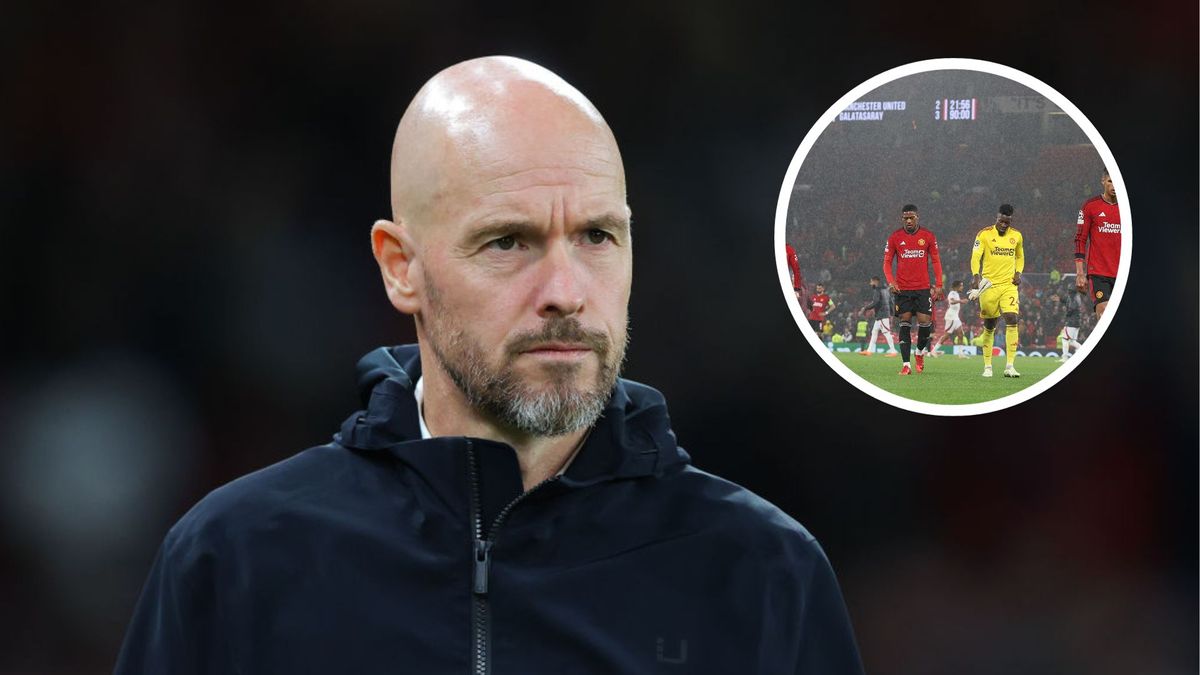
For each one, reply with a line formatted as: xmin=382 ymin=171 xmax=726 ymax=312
xmin=335 ymin=345 xmax=688 ymax=487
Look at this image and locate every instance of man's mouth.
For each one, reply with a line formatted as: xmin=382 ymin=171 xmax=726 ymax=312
xmin=520 ymin=342 xmax=593 ymax=359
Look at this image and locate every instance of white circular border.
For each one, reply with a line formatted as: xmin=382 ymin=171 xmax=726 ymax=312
xmin=775 ymin=58 xmax=1131 ymax=416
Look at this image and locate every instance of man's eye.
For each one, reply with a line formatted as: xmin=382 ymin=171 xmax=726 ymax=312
xmin=490 ymin=235 xmax=517 ymax=251
xmin=586 ymin=229 xmax=612 ymax=245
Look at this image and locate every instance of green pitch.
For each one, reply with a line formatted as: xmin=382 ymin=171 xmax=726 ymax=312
xmin=834 ymin=352 xmax=1064 ymax=404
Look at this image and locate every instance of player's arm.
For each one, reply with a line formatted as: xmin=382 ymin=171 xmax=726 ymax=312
xmin=787 ymin=245 xmax=801 ymax=290
xmin=882 ymin=239 xmax=898 ymax=293
xmin=969 ymin=233 xmax=983 ymax=288
xmin=929 ymin=235 xmax=944 ymax=300
xmin=1013 ymin=234 xmax=1024 ymax=285
xmin=1073 ymin=206 xmax=1089 ymax=291
xmin=967 ymin=233 xmax=986 ymax=300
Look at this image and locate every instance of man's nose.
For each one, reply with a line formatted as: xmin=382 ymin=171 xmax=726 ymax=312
xmin=534 ymin=240 xmax=585 ymax=318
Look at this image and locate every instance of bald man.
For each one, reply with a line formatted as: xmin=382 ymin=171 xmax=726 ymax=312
xmin=115 ymin=57 xmax=864 ymax=675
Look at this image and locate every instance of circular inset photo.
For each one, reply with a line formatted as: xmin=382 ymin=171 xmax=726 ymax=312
xmin=777 ymin=59 xmax=1130 ymax=416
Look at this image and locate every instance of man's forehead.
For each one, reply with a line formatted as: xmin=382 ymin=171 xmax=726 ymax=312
xmin=902 ymin=211 xmax=918 ymax=217
xmin=391 ymin=56 xmax=625 ymax=227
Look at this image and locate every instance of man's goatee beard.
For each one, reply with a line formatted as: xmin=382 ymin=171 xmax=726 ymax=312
xmin=426 ymin=314 xmax=628 ymax=438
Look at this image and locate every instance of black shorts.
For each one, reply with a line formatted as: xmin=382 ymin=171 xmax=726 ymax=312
xmin=1089 ymin=275 xmax=1115 ymax=309
xmin=809 ymin=319 xmax=823 ymax=333
xmin=893 ymin=289 xmax=932 ymax=317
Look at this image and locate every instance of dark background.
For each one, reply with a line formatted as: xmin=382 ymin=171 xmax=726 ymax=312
xmin=2 ymin=2 xmax=1196 ymax=673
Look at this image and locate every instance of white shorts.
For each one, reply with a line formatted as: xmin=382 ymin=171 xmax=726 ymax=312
xmin=1061 ymin=326 xmax=1079 ymax=340
xmin=943 ymin=316 xmax=963 ymax=333
xmin=872 ymin=318 xmax=892 ymax=333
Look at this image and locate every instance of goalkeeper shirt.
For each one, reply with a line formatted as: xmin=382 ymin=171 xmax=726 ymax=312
xmin=971 ymin=225 xmax=1025 ymax=286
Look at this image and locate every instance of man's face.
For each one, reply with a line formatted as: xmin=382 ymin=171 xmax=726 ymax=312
xmin=995 ymin=213 xmax=1012 ymax=234
xmin=414 ymin=104 xmax=632 ymax=437
xmin=901 ymin=211 xmax=919 ymax=233
xmin=815 ymin=284 xmax=825 ymax=295
xmin=1102 ymin=174 xmax=1116 ymax=201
xmin=869 ymin=278 xmax=878 ymax=288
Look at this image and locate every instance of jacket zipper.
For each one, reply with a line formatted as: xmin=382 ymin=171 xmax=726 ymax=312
xmin=467 ymin=441 xmax=558 ymax=675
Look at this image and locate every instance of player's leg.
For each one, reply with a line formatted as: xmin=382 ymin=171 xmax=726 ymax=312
xmin=897 ymin=306 xmax=914 ymax=374
xmin=1002 ymin=312 xmax=1020 ymax=376
xmin=914 ymin=310 xmax=932 ymax=373
xmin=930 ymin=317 xmax=948 ymax=353
xmin=953 ymin=322 xmax=968 ymax=357
xmin=915 ymin=311 xmax=932 ymax=353
xmin=938 ymin=316 xmax=958 ymax=349
xmin=863 ymin=320 xmax=880 ymax=354
xmin=1065 ymin=325 xmax=1081 ymax=357
xmin=1090 ymin=275 xmax=1114 ymax=319
xmin=1059 ymin=326 xmax=1071 ymax=360
xmin=978 ymin=285 xmax=1001 ymax=375
xmin=1068 ymin=326 xmax=1082 ymax=350
xmin=980 ymin=317 xmax=997 ymax=376
xmin=881 ymin=317 xmax=896 ymax=353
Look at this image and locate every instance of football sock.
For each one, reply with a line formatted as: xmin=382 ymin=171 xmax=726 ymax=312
xmin=898 ymin=321 xmax=911 ymax=362
xmin=917 ymin=321 xmax=932 ymax=355
xmin=1060 ymin=333 xmax=1071 ymax=356
xmin=1006 ymin=325 xmax=1018 ymax=366
xmin=981 ymin=327 xmax=994 ymax=367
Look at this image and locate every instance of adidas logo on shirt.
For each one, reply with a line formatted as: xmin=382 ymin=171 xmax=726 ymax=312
xmin=1098 ymin=211 xmax=1106 ymax=216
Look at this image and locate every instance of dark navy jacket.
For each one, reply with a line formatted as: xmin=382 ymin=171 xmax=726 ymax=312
xmin=115 ymin=345 xmax=865 ymax=674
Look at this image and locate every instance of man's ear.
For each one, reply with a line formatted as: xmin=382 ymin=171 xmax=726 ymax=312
xmin=371 ymin=219 xmax=421 ymax=315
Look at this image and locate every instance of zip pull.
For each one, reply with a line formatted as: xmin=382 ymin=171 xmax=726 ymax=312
xmin=472 ymin=538 xmax=492 ymax=595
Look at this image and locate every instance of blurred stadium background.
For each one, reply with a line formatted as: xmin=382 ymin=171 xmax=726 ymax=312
xmin=1 ymin=2 xmax=1195 ymax=673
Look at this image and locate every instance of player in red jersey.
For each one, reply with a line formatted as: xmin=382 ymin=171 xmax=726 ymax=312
xmin=786 ymin=242 xmax=804 ymax=303
xmin=883 ymin=204 xmax=944 ymax=375
xmin=807 ymin=283 xmax=835 ymax=334
xmin=1074 ymin=169 xmax=1121 ymax=318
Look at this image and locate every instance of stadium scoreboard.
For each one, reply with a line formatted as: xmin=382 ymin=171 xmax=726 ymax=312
xmin=835 ymin=94 xmax=1060 ymax=124
xmin=934 ymin=98 xmax=977 ymax=121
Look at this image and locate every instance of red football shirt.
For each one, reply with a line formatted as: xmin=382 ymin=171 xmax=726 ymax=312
xmin=785 ymin=243 xmax=802 ymax=290
xmin=883 ymin=227 xmax=943 ymax=291
xmin=807 ymin=293 xmax=831 ymax=321
xmin=1074 ymin=196 xmax=1121 ymax=278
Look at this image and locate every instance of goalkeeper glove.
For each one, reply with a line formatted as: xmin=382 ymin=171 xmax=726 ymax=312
xmin=967 ymin=277 xmax=992 ymax=301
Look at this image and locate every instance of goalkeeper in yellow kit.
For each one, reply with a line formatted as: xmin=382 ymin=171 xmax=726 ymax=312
xmin=968 ymin=204 xmax=1024 ymax=378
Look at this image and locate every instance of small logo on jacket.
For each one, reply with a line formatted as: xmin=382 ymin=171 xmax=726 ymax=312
xmin=656 ymin=637 xmax=688 ymax=664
